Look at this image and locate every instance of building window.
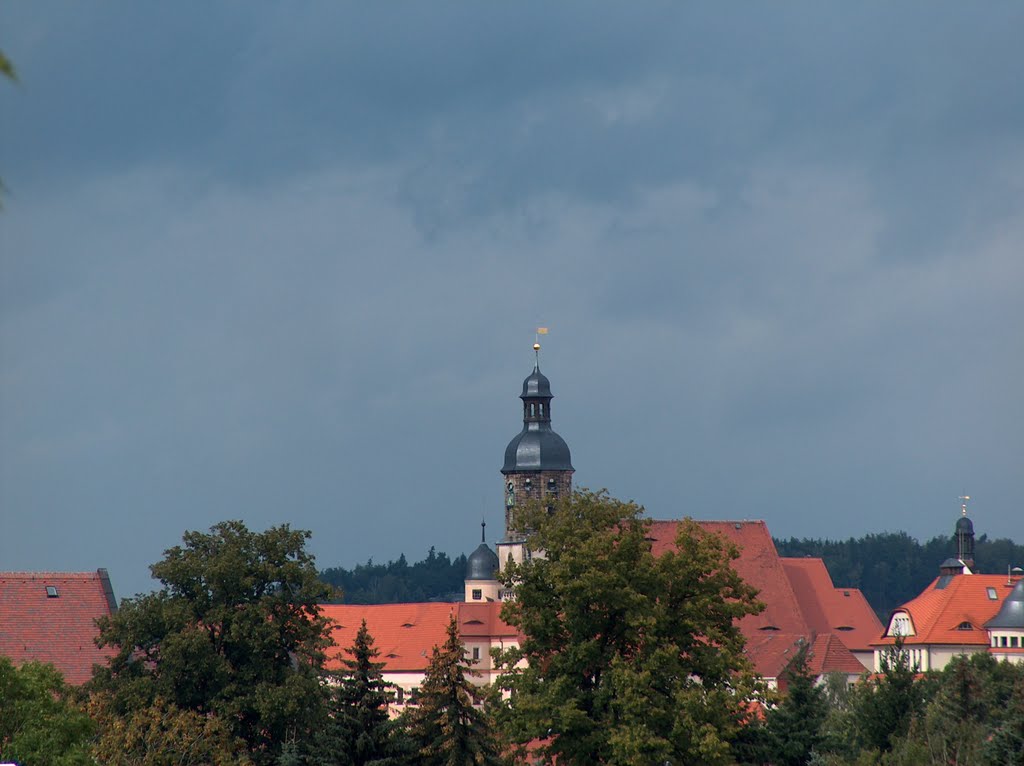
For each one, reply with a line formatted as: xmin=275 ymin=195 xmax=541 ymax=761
xmin=396 ymin=687 xmax=404 ymax=704
xmin=987 ymin=587 xmax=999 ymax=600
xmin=472 ymin=647 xmax=480 ymax=660
xmin=956 ymin=621 xmax=973 ymax=631
xmin=45 ymin=586 xmax=58 ymax=598
xmin=472 ymin=589 xmax=482 ymax=601
xmin=1001 ymin=636 xmax=1008 ymax=647
xmin=1011 ymin=636 xmax=1019 ymax=648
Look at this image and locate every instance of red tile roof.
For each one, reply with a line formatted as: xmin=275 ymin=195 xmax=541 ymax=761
xmin=458 ymin=602 xmax=519 ymax=640
xmin=648 ymin=520 xmax=813 ymax=678
xmin=0 ymin=570 xmax=118 ymax=685
xmin=649 ymin=520 xmax=876 ymax=678
xmin=875 ymin=574 xmax=1017 ymax=648
xmin=322 ymin=602 xmax=456 ymax=672
xmin=322 ymin=602 xmax=519 ymax=673
xmin=805 ymin=633 xmax=866 ymax=676
xmin=649 ymin=520 xmax=810 ymax=654
xmin=781 ymin=558 xmax=883 ymax=652
xmin=323 ymin=520 xmax=874 ymax=682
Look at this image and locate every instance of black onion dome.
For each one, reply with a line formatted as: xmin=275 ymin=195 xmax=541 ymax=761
xmin=521 ymin=368 xmax=552 ymax=398
xmin=985 ymin=579 xmax=1024 ymax=629
xmin=466 ymin=543 xmax=499 ymax=581
xmin=503 ymin=429 xmax=573 ymax=472
xmin=956 ymin=516 xmax=975 ymax=533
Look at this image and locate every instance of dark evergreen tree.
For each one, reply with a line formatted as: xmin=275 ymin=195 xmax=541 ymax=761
xmin=313 ymin=620 xmax=409 ymax=766
xmin=404 ymin=613 xmax=503 ymax=766
xmin=983 ymin=676 xmax=1024 ymax=766
xmin=851 ymin=636 xmax=922 ymax=753
xmin=764 ymin=642 xmax=828 ymax=766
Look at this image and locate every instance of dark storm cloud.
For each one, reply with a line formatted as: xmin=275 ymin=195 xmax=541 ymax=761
xmin=1 ymin=2 xmax=1023 ymax=597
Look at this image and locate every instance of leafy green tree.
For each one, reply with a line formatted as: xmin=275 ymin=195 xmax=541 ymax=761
xmin=0 ymin=657 xmax=95 ymax=766
xmin=763 ymin=642 xmax=828 ymax=765
xmin=88 ymin=693 xmax=250 ymax=766
xmin=496 ymin=491 xmax=764 ymax=766
xmin=313 ymin=619 xmax=410 ymax=766
xmin=404 ymin=613 xmax=504 ymax=766
xmin=90 ymin=520 xmax=333 ymax=765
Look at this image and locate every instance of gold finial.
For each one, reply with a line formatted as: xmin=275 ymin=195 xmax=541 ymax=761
xmin=959 ymin=494 xmax=970 ymax=516
xmin=533 ymin=342 xmax=541 ymax=351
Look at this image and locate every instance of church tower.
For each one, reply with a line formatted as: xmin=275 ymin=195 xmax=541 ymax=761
xmin=496 ymin=342 xmax=574 ymax=574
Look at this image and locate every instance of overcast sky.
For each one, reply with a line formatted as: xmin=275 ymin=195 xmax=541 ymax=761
xmin=2 ymin=3 xmax=1022 ymax=599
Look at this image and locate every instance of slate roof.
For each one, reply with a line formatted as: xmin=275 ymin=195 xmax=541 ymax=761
xmin=874 ymin=574 xmax=1017 ymax=648
xmin=0 ymin=570 xmax=118 ymax=685
xmin=985 ymin=577 xmax=1024 ymax=629
xmin=781 ymin=557 xmax=882 ymax=653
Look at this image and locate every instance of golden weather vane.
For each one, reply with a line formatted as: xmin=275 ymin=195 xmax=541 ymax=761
xmin=533 ymin=327 xmax=548 ymax=363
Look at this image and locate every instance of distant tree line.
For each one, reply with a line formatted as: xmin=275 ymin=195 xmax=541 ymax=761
xmin=319 ymin=547 xmax=467 ymax=604
xmin=318 ymin=530 xmax=1024 ymax=618
xmin=775 ymin=531 xmax=1024 ymax=619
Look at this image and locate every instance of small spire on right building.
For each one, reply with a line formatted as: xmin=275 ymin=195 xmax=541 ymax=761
xmin=956 ymin=494 xmax=976 ymax=571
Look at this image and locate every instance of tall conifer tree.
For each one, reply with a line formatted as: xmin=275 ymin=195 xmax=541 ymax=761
xmin=404 ymin=613 xmax=504 ymax=766
xmin=314 ymin=620 xmax=408 ymax=766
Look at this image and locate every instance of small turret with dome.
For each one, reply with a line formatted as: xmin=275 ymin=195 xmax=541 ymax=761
xmin=464 ymin=520 xmax=500 ymax=602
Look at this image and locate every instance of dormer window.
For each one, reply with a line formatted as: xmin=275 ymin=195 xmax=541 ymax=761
xmin=889 ymin=613 xmax=913 ymax=637
xmin=956 ymin=621 xmax=973 ymax=631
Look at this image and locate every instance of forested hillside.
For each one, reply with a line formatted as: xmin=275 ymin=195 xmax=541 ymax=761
xmin=775 ymin=532 xmax=1024 ymax=618
xmin=320 ymin=547 xmax=466 ymax=604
